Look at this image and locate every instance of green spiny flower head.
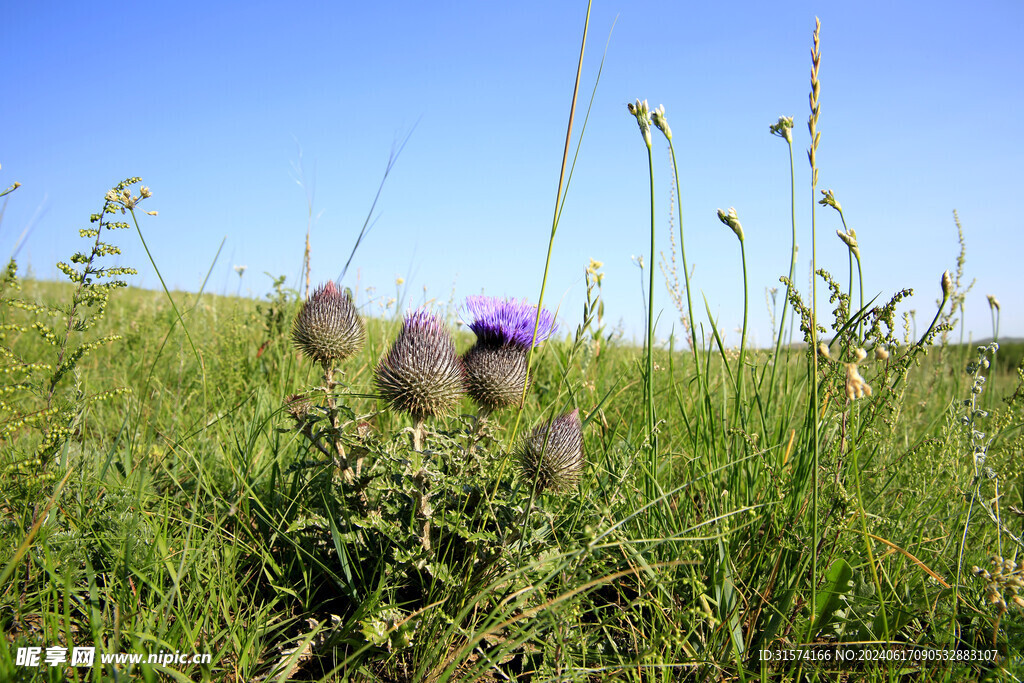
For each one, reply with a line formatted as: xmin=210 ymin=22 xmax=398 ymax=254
xmin=462 ymin=343 xmax=529 ymax=412
xmin=461 ymin=296 xmax=556 ymax=411
xmin=519 ymin=409 xmax=584 ymax=494
xmin=375 ymin=309 xmax=466 ymax=420
xmin=292 ymin=280 xmax=365 ymax=367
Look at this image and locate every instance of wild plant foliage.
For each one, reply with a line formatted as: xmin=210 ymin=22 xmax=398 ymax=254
xmin=1 ymin=178 xmax=150 ymax=488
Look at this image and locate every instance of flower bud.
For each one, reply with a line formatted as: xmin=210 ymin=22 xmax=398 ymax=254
xmin=717 ymin=207 xmax=744 ymax=242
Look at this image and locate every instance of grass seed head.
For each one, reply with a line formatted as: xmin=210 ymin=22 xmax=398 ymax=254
xmin=519 ymin=409 xmax=584 ymax=494
xmin=375 ymin=310 xmax=466 ymax=420
xmin=291 ymin=280 xmax=365 ymax=367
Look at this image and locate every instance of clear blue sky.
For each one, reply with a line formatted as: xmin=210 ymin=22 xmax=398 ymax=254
xmin=4 ymin=1 xmax=1021 ymax=348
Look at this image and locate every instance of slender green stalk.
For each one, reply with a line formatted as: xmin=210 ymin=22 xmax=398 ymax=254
xmin=849 ymin=406 xmax=891 ymax=643
xmin=645 ymin=137 xmax=657 ymax=503
xmin=654 ymin=116 xmax=700 ymax=375
xmin=502 ymin=0 xmax=591 ymax=483
xmin=806 ymin=17 xmax=822 ymax=642
xmin=631 ymin=99 xmax=657 ymax=506
xmin=738 ymin=241 xmax=748 ymax=416
xmin=766 ymin=122 xmax=796 ymax=407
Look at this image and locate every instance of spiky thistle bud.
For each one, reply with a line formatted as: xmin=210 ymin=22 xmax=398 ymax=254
xmin=292 ymin=280 xmax=365 ymax=367
xmin=519 ymin=409 xmax=584 ymax=494
xmin=717 ymin=207 xmax=744 ymax=242
xmin=375 ymin=310 xmax=466 ymax=420
xmin=461 ymin=296 xmax=557 ymax=411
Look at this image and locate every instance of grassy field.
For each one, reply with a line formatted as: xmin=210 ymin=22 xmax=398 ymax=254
xmin=3 ymin=17 xmax=1024 ymax=683
xmin=2 ymin=252 xmax=1023 ymax=682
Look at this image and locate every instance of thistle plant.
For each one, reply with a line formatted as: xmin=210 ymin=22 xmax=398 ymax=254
xmin=461 ymin=295 xmax=556 ymax=414
xmin=375 ymin=309 xmax=466 ymax=450
xmin=290 ymin=279 xmax=365 ymax=481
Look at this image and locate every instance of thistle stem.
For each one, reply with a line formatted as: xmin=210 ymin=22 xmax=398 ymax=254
xmin=324 ymin=363 xmax=354 ymax=484
xmin=413 ymin=416 xmax=425 ymax=452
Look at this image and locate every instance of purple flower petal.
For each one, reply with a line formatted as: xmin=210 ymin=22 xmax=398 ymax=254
xmin=463 ymin=296 xmax=557 ymax=349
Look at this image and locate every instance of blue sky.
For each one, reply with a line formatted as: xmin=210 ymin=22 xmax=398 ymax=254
xmin=3 ymin=1 xmax=1021 ymax=348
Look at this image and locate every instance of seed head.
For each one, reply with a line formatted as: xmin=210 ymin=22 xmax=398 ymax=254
xmin=987 ymin=295 xmax=1000 ymax=312
xmin=519 ymin=409 xmax=585 ymax=494
xmin=375 ymin=310 xmax=466 ymax=420
xmin=874 ymin=346 xmax=889 ymax=361
xmin=292 ymin=280 xmax=365 ymax=367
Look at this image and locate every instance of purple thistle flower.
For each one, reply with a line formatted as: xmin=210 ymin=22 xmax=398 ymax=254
xmin=463 ymin=296 xmax=557 ymax=350
xmin=461 ymin=296 xmax=556 ymax=411
xmin=375 ymin=310 xmax=466 ymax=420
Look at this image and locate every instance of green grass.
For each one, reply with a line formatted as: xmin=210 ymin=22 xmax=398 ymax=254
xmin=3 ymin=14 xmax=1024 ymax=682
xmin=2 ymin=274 xmax=1022 ymax=682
